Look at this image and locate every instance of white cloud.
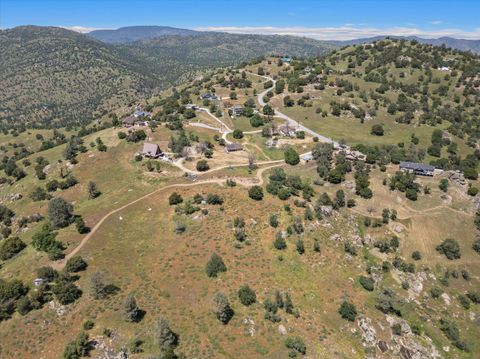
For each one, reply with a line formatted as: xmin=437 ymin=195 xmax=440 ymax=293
xmin=195 ymin=26 xmax=480 ymax=40
xmin=429 ymin=20 xmax=443 ymax=25
xmin=61 ymin=26 xmax=111 ymax=33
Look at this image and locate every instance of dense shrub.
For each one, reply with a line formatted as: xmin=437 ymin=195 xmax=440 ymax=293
xmin=359 ymin=276 xmax=375 ymax=291
xmin=248 ymin=185 xmax=264 ymax=200
xmin=65 ymin=256 xmax=88 ymax=273
xmin=238 ymin=285 xmax=256 ymax=306
xmin=284 ymin=147 xmax=300 ymax=165
xmin=338 ymin=300 xmax=357 ymax=321
xmin=0 ymin=236 xmax=26 ymax=260
xmin=436 ymin=238 xmax=461 ymax=260
xmin=205 ymin=253 xmax=227 ymax=277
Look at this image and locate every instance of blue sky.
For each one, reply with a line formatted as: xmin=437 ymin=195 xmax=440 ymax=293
xmin=1 ymin=0 xmax=480 ymax=40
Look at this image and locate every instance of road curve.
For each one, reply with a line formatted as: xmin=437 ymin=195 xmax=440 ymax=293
xmin=256 ymin=74 xmax=339 ymax=147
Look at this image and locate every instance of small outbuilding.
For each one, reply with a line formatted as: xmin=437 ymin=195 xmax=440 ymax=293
xmin=133 ymin=110 xmax=152 ymax=118
xmin=225 ymin=143 xmax=244 ymax=153
xmin=141 ymin=142 xmax=162 ymax=158
xmin=399 ymin=161 xmax=435 ymax=176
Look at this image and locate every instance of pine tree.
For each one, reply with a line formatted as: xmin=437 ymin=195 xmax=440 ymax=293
xmin=275 ymin=290 xmax=284 ymax=309
xmin=155 ymin=316 xmax=178 ymax=352
xmin=87 ymin=181 xmax=101 ymax=199
xmin=212 ymin=292 xmax=234 ymax=324
xmin=284 ymin=292 xmax=294 ymax=314
xmin=124 ymin=294 xmax=140 ymax=322
xmin=205 ymin=252 xmax=227 ymax=277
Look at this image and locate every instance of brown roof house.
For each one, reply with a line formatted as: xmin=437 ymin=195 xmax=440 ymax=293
xmin=122 ymin=115 xmax=137 ymax=128
xmin=141 ymin=142 xmax=162 ymax=158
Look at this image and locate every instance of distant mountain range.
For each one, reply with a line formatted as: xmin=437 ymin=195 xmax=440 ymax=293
xmin=89 ymin=25 xmax=200 ymax=43
xmin=87 ymin=26 xmax=480 ymax=54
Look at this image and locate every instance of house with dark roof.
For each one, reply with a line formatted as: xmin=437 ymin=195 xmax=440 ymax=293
xmin=141 ymin=143 xmax=162 ymax=158
xmin=225 ymin=143 xmax=244 ymax=153
xmin=230 ymin=105 xmax=244 ymax=117
xmin=399 ymin=161 xmax=435 ymax=176
xmin=122 ymin=115 xmax=149 ymax=128
xmin=200 ymin=93 xmax=218 ymax=100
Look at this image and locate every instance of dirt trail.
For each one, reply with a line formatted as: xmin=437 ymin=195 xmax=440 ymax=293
xmin=53 ymin=163 xmax=281 ymax=269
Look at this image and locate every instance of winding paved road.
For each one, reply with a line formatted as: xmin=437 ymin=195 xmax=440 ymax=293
xmin=256 ymin=74 xmax=339 ymax=147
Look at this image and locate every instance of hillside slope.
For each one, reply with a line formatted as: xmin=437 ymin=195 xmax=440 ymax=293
xmin=0 ymin=26 xmax=153 ymax=128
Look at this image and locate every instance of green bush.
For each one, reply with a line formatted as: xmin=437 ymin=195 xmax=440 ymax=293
xmin=65 ymin=256 xmax=88 ymax=273
xmin=284 ymin=147 xmax=300 ymax=165
xmin=248 ymin=186 xmax=264 ymax=200
xmin=284 ymin=336 xmax=306 ymax=356
xmin=196 ymin=160 xmax=210 ymax=172
xmin=232 ymin=129 xmax=244 ymax=139
xmin=168 ymin=192 xmax=183 ymax=205
xmin=0 ymin=236 xmax=26 ymax=260
xmin=338 ymin=300 xmax=357 ymax=321
xmin=359 ymin=276 xmax=375 ymax=291
xmin=436 ymin=238 xmax=461 ymax=260
xmin=238 ymin=285 xmax=256 ymax=306
xmin=205 ymin=253 xmax=227 ymax=278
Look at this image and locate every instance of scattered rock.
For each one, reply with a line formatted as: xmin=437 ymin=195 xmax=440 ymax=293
xmin=318 ymin=205 xmax=333 ymax=217
xmin=357 ymin=317 xmax=376 ymax=345
xmin=394 ymin=225 xmax=404 ymax=234
xmin=472 ymin=196 xmax=480 ymax=210
xmin=243 ymin=317 xmax=255 ymax=336
xmin=441 ymin=292 xmax=451 ymax=306
xmin=48 ymin=300 xmax=67 ymax=317
xmin=1 ymin=193 xmax=22 ymax=202
xmin=443 ymin=170 xmax=467 ymax=189
xmin=278 ymin=324 xmax=287 ymax=335
xmin=43 ymin=164 xmax=53 ymax=174
xmin=329 ymin=233 xmax=342 ymax=242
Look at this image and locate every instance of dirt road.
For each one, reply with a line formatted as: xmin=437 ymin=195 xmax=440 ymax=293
xmin=52 ymin=163 xmax=281 ymax=269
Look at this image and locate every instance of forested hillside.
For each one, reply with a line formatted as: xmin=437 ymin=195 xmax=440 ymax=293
xmin=0 ymin=26 xmax=153 ymax=128
xmin=0 ymin=26 xmax=336 ymax=129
